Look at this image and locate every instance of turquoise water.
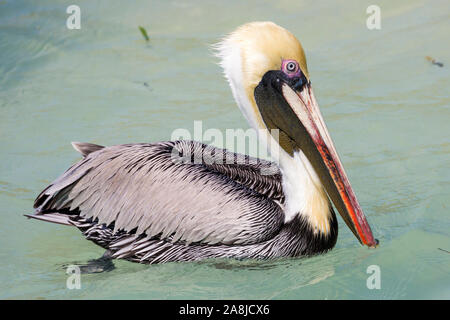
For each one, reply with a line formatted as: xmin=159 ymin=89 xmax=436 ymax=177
xmin=1 ymin=0 xmax=449 ymax=299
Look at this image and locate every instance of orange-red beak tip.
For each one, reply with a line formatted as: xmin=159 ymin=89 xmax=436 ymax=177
xmin=370 ymin=238 xmax=380 ymax=248
xmin=362 ymin=237 xmax=379 ymax=248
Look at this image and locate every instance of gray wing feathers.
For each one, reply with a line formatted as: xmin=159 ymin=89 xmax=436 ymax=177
xmin=34 ymin=141 xmax=284 ymax=245
xmin=25 ymin=212 xmax=72 ymax=226
xmin=71 ymin=142 xmax=104 ymax=157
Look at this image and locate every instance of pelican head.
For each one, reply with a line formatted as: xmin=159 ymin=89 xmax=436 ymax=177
xmin=216 ymin=22 xmax=377 ymax=247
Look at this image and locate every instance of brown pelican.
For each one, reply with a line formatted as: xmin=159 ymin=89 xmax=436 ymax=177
xmin=27 ymin=22 xmax=377 ymax=266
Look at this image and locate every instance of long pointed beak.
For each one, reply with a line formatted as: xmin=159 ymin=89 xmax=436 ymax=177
xmin=283 ymin=84 xmax=376 ymax=247
xmin=255 ymin=76 xmax=377 ymax=247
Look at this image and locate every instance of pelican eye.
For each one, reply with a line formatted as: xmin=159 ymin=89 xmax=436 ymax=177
xmin=282 ymin=60 xmax=299 ymax=76
xmin=286 ymin=62 xmax=297 ymax=72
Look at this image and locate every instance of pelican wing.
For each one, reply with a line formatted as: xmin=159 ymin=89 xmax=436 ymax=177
xmin=34 ymin=141 xmax=284 ymax=245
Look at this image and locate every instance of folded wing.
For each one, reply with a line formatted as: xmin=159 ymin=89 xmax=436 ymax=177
xmin=34 ymin=141 xmax=285 ymax=245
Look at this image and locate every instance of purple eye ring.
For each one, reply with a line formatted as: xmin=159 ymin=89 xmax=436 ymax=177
xmin=281 ymin=59 xmax=301 ymax=77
